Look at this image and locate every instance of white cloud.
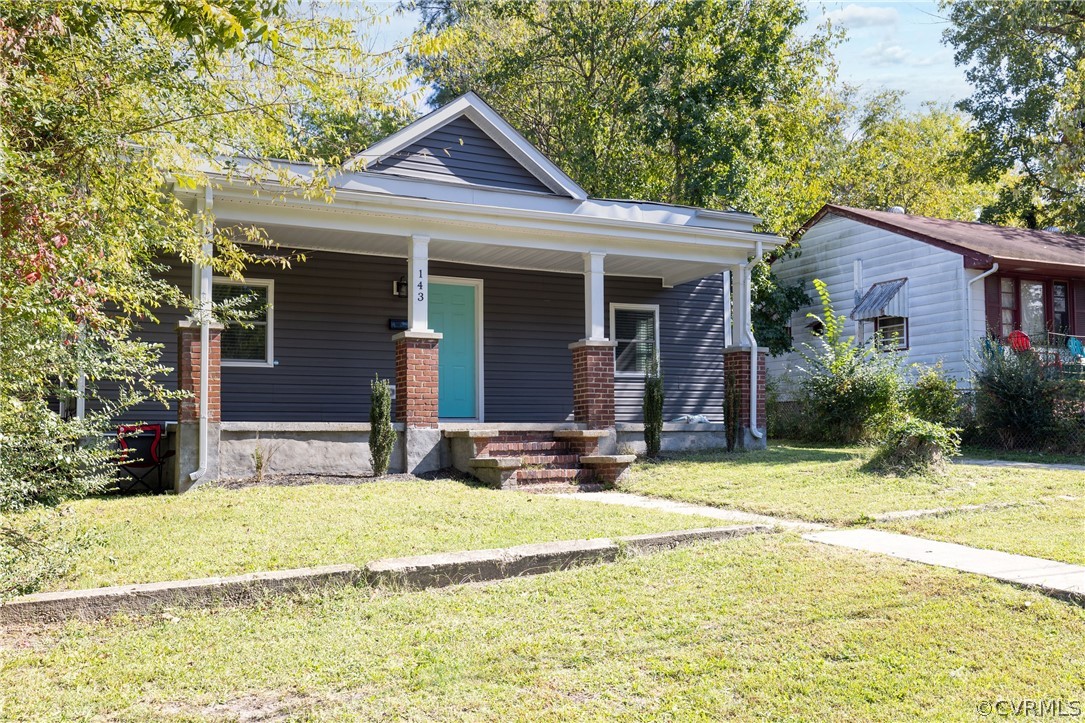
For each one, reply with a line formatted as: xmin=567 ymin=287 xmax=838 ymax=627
xmin=825 ymin=4 xmax=900 ymax=29
xmin=862 ymin=40 xmax=911 ymax=66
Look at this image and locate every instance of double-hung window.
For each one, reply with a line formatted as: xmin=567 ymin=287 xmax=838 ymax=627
xmin=611 ymin=304 xmax=659 ymax=375
xmin=874 ymin=316 xmax=908 ymax=351
xmin=212 ymin=278 xmax=274 ymax=366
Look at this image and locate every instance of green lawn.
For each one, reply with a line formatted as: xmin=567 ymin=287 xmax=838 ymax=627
xmin=877 ymin=498 xmax=1085 ymax=566
xmin=4 ymin=535 xmax=1083 ymax=721
xmin=620 ymin=444 xmax=1085 ymax=525
xmin=44 ymin=480 xmax=729 ymax=592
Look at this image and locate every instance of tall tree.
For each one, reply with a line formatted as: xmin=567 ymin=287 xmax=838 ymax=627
xmin=943 ymin=0 xmax=1085 ymax=231
xmin=0 ymin=0 xmax=413 ymax=594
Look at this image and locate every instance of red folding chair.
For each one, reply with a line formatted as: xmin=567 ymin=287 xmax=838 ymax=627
xmin=1007 ymin=330 xmax=1031 ymax=352
xmin=117 ymin=424 xmax=174 ymax=493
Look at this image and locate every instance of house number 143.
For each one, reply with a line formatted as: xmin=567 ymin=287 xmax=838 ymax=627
xmin=417 ymin=270 xmax=425 ymax=302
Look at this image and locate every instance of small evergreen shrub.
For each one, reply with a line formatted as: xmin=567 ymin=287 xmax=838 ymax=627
xmin=724 ymin=369 xmax=741 ymax=451
xmin=795 ymin=280 xmax=905 ymax=444
xmin=868 ymin=416 xmax=961 ymax=474
xmin=369 ymin=374 xmax=396 ymax=476
xmin=906 ymin=363 xmax=960 ymax=426
xmin=642 ymin=358 xmax=664 ymax=458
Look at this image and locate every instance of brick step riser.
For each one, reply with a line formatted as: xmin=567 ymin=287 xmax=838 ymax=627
xmin=515 ymin=469 xmax=590 ymax=484
xmin=516 ymin=482 xmax=608 ymax=494
xmin=518 ymin=454 xmax=579 ymax=467
xmin=480 ymin=441 xmax=570 ymax=455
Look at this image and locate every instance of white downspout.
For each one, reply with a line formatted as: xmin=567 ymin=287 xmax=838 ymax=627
xmin=966 ymin=263 xmax=999 ymax=359
xmin=187 ymin=185 xmax=214 ymax=486
xmin=745 ymin=240 xmax=764 ymax=440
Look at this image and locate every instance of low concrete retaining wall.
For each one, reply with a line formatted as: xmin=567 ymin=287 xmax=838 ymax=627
xmin=1 ymin=526 xmax=769 ymax=624
xmin=616 ymin=423 xmax=730 ymax=455
xmin=219 ymin=423 xmax=406 ymax=478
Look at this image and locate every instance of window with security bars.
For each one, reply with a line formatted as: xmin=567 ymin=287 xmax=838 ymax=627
xmin=212 ymin=280 xmax=272 ymax=364
xmin=612 ymin=305 xmax=658 ymax=374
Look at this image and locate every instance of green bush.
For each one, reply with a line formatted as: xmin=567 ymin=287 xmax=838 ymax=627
xmin=906 ymin=363 xmax=961 ymax=426
xmin=868 ymin=416 xmax=961 ymax=474
xmin=795 ymin=280 xmax=905 ymax=444
xmin=971 ymin=342 xmax=1084 ymax=452
xmin=369 ymin=375 xmax=396 ymax=476
xmin=642 ymin=358 xmax=664 ymax=458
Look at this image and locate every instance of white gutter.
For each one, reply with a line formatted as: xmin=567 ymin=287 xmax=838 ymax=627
xmin=744 ymin=240 xmax=765 ymax=440
xmin=965 ymin=262 xmax=998 ymax=359
xmin=187 ymin=185 xmax=214 ymax=487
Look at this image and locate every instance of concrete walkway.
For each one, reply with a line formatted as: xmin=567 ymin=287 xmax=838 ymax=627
xmin=956 ymin=458 xmax=1085 ymax=472
xmin=552 ymin=491 xmax=827 ymax=531
xmin=555 ymin=491 xmax=1084 ymax=604
xmin=805 ymin=529 xmax=1085 ymax=603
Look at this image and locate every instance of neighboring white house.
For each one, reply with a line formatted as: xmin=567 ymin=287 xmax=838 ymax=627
xmin=768 ymin=204 xmax=1085 ymax=392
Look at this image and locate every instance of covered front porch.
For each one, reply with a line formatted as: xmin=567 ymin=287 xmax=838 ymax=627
xmin=164 ymin=93 xmax=780 ymax=490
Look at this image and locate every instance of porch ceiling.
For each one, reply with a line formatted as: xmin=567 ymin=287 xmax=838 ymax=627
xmin=226 ymin=222 xmax=733 ymax=287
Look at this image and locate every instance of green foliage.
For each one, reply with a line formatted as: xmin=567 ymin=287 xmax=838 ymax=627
xmin=0 ymin=0 xmax=413 ymax=594
xmin=724 ymin=370 xmax=741 ymax=452
xmin=868 ymin=417 xmax=961 ymax=475
xmin=794 ymin=280 xmax=904 ymax=443
xmin=906 ymin=364 xmax=961 ymax=427
xmin=971 ymin=342 xmax=1085 ymax=453
xmin=642 ymin=358 xmax=664 ymax=458
xmin=411 ymin=0 xmax=831 ymax=346
xmin=943 ymin=0 xmax=1085 ymax=232
xmin=0 ymin=509 xmax=90 ymax=599
xmin=369 ymin=375 xmax=396 ymax=476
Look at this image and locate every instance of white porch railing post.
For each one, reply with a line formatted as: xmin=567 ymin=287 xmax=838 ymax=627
xmin=584 ymin=251 xmax=606 ymax=341
xmin=408 ymin=234 xmax=432 ymax=333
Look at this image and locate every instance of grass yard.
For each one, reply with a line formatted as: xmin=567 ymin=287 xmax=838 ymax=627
xmin=3 ymin=534 xmax=1083 ymax=721
xmin=620 ymin=444 xmax=1085 ymax=526
xmin=877 ymin=498 xmax=1085 ymax=566
xmin=44 ymin=480 xmax=729 ymax=592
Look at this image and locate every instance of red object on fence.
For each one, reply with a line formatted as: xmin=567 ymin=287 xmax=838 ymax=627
xmin=1007 ymin=330 xmax=1031 ymax=352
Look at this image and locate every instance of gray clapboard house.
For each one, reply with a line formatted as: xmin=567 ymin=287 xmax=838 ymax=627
xmin=127 ymin=93 xmax=780 ymax=490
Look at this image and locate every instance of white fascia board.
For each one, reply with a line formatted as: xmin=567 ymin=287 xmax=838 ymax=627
xmin=210 ymin=187 xmax=773 ymax=266
xmin=343 ymin=92 xmax=588 ymax=200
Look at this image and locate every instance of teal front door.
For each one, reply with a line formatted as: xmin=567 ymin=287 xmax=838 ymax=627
xmin=429 ymin=282 xmax=478 ymax=419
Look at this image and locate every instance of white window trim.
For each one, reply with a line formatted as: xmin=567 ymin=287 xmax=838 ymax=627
xmin=610 ymin=303 xmax=661 ymax=377
xmin=212 ymin=277 xmax=275 ymax=368
xmin=430 ymin=276 xmax=485 ymax=422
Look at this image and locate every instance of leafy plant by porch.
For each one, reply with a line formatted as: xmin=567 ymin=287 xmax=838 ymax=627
xmin=31 ymin=481 xmax=730 ymax=592
xmin=369 ymin=375 xmax=396 ymax=476
xmin=4 ymin=535 xmax=1082 ymax=720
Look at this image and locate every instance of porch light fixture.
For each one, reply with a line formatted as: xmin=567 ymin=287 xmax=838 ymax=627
xmin=393 ymin=276 xmax=409 ymax=298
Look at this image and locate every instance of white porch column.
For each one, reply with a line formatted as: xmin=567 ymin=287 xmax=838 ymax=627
xmin=731 ymin=263 xmax=750 ymax=347
xmin=408 ymin=234 xmax=432 ymax=333
xmin=722 ymin=268 xmax=733 ymax=348
xmin=584 ymin=251 xmax=606 ymax=341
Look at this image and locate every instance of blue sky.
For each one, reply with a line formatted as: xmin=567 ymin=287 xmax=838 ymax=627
xmin=373 ymin=1 xmax=969 ymax=113
xmin=805 ymin=1 xmax=970 ymax=111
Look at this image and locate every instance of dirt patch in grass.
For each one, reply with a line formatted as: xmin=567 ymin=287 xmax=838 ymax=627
xmin=214 ymin=467 xmax=471 ymax=490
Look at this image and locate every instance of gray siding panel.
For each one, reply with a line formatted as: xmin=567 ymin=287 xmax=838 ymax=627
xmin=113 ymin=251 xmax=725 ymax=424
xmin=371 ymin=116 xmax=553 ymax=194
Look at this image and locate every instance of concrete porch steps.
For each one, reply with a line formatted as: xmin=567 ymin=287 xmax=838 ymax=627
xmin=446 ymin=429 xmax=634 ymax=491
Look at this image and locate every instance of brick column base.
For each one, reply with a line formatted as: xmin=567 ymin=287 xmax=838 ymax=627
xmin=394 ymin=331 xmax=442 ymax=428
xmin=723 ymin=346 xmax=768 ymax=450
xmin=569 ymin=340 xmax=616 ymax=429
xmin=176 ymin=319 xmax=224 ymax=492
xmin=394 ymin=331 xmax=443 ymax=475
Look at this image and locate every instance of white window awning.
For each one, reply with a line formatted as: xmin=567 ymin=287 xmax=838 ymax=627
xmin=852 ymin=278 xmax=908 ymax=320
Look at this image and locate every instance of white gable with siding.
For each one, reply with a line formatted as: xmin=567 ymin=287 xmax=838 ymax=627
xmin=767 ymin=213 xmax=990 ymax=394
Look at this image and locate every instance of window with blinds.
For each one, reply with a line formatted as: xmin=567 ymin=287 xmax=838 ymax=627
xmin=612 ymin=305 xmax=659 ymax=375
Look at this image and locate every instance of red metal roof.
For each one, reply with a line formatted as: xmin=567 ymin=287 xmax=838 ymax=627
xmin=800 ymin=204 xmax=1085 ymax=271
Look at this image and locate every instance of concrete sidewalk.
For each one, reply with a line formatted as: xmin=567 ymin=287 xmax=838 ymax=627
xmin=805 ymin=529 xmax=1085 ymax=604
xmin=552 ymin=491 xmax=827 ymax=531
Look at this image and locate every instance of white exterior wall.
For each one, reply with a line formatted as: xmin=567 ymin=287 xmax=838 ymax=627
xmin=767 ymin=215 xmax=978 ymax=397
